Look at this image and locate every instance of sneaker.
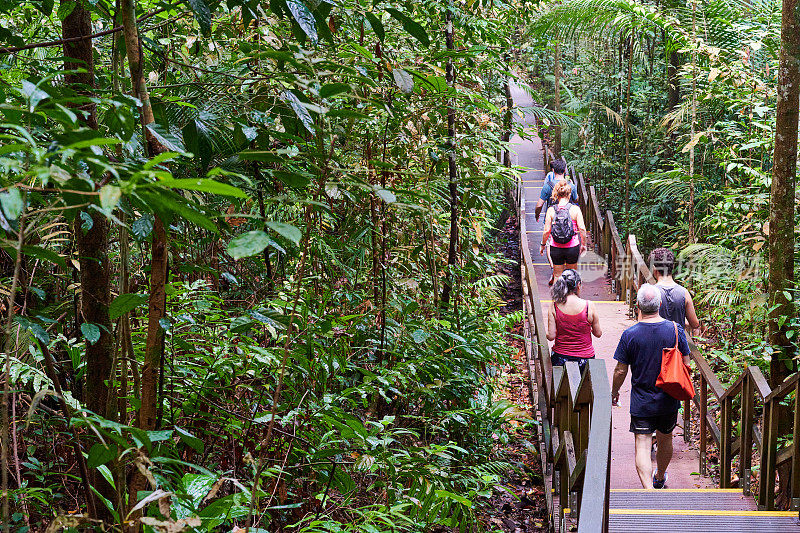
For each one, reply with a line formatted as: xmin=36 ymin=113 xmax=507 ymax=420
xmin=653 ymin=472 xmax=668 ymax=489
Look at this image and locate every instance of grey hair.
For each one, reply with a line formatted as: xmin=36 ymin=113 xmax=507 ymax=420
xmin=637 ymin=284 xmax=662 ymax=315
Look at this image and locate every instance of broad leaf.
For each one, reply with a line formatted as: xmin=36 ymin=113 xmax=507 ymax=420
xmin=386 ymin=8 xmax=430 ymax=47
xmin=266 ymin=221 xmax=302 ymax=245
xmin=285 ymin=0 xmax=318 ymax=44
xmin=109 ymin=293 xmax=149 ymax=320
xmin=228 ymin=230 xmax=271 ymax=260
xmin=282 ymin=90 xmax=315 ymax=133
xmin=392 ymin=69 xmax=414 ymax=94
xmin=0 ymin=188 xmax=23 ymax=220
xmin=186 ymin=0 xmax=213 ymax=36
xmin=81 ymin=323 xmax=101 ymax=345
xmin=132 ymin=214 xmax=154 ymax=241
xmin=155 ymin=178 xmax=247 ymax=198
xmin=99 ymin=185 xmax=121 ymax=212
xmin=365 ymin=12 xmax=385 ymax=41
xmin=87 ymin=443 xmax=116 ymax=469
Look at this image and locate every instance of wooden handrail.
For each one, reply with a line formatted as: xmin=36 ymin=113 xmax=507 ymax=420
xmin=518 ymin=145 xmax=611 ymax=532
xmin=539 ymin=142 xmax=800 ymax=511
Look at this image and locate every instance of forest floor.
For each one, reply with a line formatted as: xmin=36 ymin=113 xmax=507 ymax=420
xmin=475 ymin=213 xmax=548 ymax=533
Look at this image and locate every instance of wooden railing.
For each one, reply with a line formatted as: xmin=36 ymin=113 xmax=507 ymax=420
xmin=541 ymin=146 xmax=800 ymax=511
xmin=516 ymin=166 xmax=611 ymax=532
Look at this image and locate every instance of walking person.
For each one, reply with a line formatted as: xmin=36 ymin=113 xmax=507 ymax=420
xmin=535 ymin=159 xmax=578 ymax=221
xmin=611 ymin=284 xmax=691 ymax=489
xmin=649 ymin=248 xmax=701 ymax=336
xmin=539 ymin=181 xmax=587 ymax=282
xmin=546 ymin=269 xmax=602 ymax=373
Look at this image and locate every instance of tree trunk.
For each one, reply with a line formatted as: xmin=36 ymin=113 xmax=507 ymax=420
xmin=768 ymin=0 xmax=799 ymax=388
xmin=121 ymin=0 xmax=169 ymax=528
xmin=623 ymin=38 xmax=633 ymax=221
xmin=440 ymin=7 xmax=459 ymax=310
xmin=63 ymin=1 xmax=115 ymax=520
xmin=688 ymin=0 xmax=698 ymax=242
xmin=503 ymin=54 xmax=513 ymax=169
xmin=553 ymin=40 xmax=562 ymax=156
xmin=667 ymin=50 xmax=681 ymax=110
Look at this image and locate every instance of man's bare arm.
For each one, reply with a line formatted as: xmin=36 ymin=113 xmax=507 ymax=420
xmin=534 ymin=198 xmax=545 ymax=221
xmin=684 ymin=290 xmax=701 ymax=336
xmin=611 ymin=362 xmax=628 ymax=405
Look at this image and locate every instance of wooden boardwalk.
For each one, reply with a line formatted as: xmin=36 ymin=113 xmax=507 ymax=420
xmin=510 ymin=82 xmax=800 ymax=532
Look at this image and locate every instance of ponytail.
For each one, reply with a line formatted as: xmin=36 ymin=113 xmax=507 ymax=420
xmin=551 ymin=269 xmax=581 ymax=304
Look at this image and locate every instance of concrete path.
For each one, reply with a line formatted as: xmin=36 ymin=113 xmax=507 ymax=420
xmin=509 ymin=81 xmax=709 ymax=490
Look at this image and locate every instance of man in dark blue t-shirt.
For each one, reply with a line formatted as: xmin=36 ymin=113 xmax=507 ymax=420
xmin=612 ymin=283 xmax=690 ymax=489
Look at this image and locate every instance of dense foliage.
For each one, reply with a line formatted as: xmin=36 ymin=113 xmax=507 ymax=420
xmin=0 ymin=0 xmax=534 ymax=531
xmin=526 ymin=0 xmax=799 ymax=381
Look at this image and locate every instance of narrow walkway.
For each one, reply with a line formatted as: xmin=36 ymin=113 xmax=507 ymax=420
xmin=510 ymin=82 xmax=707 ymax=490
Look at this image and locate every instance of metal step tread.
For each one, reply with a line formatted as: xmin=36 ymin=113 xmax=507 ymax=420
xmin=609 ymin=489 xmax=758 ymax=511
xmin=609 ymin=513 xmax=800 ymax=533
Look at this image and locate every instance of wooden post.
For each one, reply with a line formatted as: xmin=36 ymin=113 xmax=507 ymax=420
xmin=792 ymin=381 xmax=800 ymax=508
xmin=740 ymin=374 xmax=754 ymax=491
xmin=720 ymin=396 xmax=732 ymax=488
xmin=759 ymin=399 xmax=779 ymax=509
xmin=699 ymin=377 xmax=707 ymax=475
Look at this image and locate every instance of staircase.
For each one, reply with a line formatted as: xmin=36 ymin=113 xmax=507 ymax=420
xmin=609 ymin=489 xmax=800 ymax=532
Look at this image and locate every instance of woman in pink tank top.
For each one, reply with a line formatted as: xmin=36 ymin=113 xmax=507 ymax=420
xmin=546 ymin=269 xmax=603 ymax=372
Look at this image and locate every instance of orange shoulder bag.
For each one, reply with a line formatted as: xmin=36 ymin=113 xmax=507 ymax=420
xmin=655 ymin=322 xmax=695 ymax=401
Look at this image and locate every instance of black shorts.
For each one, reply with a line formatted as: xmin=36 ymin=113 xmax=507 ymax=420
xmin=630 ymin=411 xmax=678 ymax=434
xmin=550 ymin=245 xmax=580 ymax=265
xmin=551 ymin=352 xmax=594 ymax=373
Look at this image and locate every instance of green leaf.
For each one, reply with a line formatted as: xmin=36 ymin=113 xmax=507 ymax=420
xmin=186 ymin=0 xmax=213 ymax=36
xmin=364 ymin=12 xmax=385 ymax=41
xmin=375 ymin=188 xmax=396 ymax=203
xmin=391 ymin=69 xmax=414 ymax=94
xmin=176 ymin=426 xmax=204 ymax=453
xmin=285 ymin=0 xmax=317 ymax=44
xmin=227 ymin=230 xmax=271 ymax=260
xmin=19 ymin=80 xmax=49 ymax=112
xmin=0 ymin=188 xmax=23 ymax=220
xmin=146 ymin=123 xmax=186 ymax=153
xmin=132 ymin=214 xmax=154 ymax=241
xmin=271 ymin=170 xmax=310 ymax=188
xmin=266 ymin=221 xmax=302 ymax=245
xmin=144 ymin=152 xmax=181 ymax=170
xmin=386 ymin=8 xmax=430 ymax=47
xmin=14 ymin=316 xmax=49 ymax=344
xmin=282 ymin=90 xmax=315 ymax=134
xmin=87 ymin=443 xmax=116 ymax=469
xmin=109 ymin=293 xmax=149 ymax=320
xmin=319 ymin=83 xmax=352 ymax=99
xmin=21 ymin=245 xmax=67 ymax=269
xmin=99 ymin=185 xmax=121 ymax=212
xmin=81 ymin=323 xmax=101 ymax=345
xmin=435 ymin=489 xmax=473 ymax=507
xmin=155 ymin=178 xmax=248 ymax=198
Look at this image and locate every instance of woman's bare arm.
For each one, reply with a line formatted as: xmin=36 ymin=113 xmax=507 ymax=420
xmin=573 ymin=206 xmax=588 ymax=253
xmin=588 ymin=301 xmax=603 ymax=337
xmin=547 ymin=304 xmax=557 ymax=341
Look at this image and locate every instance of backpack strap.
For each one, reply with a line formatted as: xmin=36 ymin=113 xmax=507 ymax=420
xmin=673 ymin=322 xmax=679 ymax=349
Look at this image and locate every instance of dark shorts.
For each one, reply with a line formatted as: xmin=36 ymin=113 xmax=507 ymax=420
xmin=552 ymin=351 xmax=594 ymax=373
xmin=550 ymin=245 xmax=580 ymax=265
xmin=630 ymin=411 xmax=678 ymax=434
